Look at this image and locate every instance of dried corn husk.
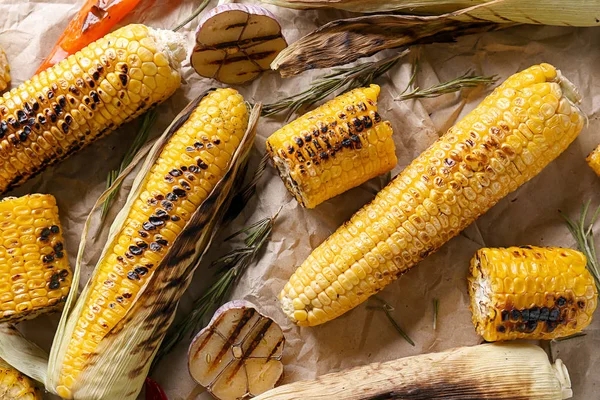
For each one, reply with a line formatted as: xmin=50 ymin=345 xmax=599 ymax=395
xmin=254 ymin=343 xmax=573 ymax=400
xmin=262 ymin=0 xmax=600 ymax=26
xmin=271 ymin=5 xmax=504 ymax=77
xmin=0 ymin=92 xmax=261 ymax=400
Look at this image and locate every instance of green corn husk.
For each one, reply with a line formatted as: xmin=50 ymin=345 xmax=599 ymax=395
xmin=0 ymin=92 xmax=261 ymax=400
xmin=262 ymin=0 xmax=600 ymax=26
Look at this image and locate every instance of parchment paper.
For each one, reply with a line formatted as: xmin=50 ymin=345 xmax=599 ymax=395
xmin=0 ymin=1 xmax=598 ymax=399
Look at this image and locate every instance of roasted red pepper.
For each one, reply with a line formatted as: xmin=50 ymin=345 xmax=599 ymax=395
xmin=145 ymin=377 xmax=169 ymax=400
xmin=36 ymin=0 xmax=142 ymax=73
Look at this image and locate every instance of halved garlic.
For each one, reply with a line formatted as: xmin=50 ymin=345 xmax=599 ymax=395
xmin=190 ymin=3 xmax=287 ymax=85
xmin=188 ymin=301 xmax=285 ymax=400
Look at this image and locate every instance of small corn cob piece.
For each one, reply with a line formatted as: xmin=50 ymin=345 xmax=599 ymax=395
xmin=0 ymin=359 xmax=42 ymax=400
xmin=468 ymin=246 xmax=598 ymax=341
xmin=57 ymin=88 xmax=249 ymax=399
xmin=0 ymin=24 xmax=184 ymax=194
xmin=266 ymin=84 xmax=396 ymax=208
xmin=0 ymin=194 xmax=72 ymax=323
xmin=585 ymin=144 xmax=600 ymax=176
xmin=280 ymin=64 xmax=585 ymax=326
xmin=0 ymin=47 xmax=10 ymax=92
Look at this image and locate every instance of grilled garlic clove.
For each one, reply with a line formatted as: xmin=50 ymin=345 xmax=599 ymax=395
xmin=191 ymin=4 xmax=287 ymax=84
xmin=188 ymin=301 xmax=285 ymax=400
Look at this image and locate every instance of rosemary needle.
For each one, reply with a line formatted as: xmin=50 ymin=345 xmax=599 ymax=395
xmin=561 ymin=200 xmax=600 ymax=293
xmin=367 ymin=296 xmax=415 ymax=346
xmin=553 ymin=332 xmax=587 ymax=342
xmin=262 ymin=50 xmax=409 ymax=119
xmin=433 ymin=298 xmax=439 ymax=331
xmin=152 ymin=210 xmax=280 ymax=368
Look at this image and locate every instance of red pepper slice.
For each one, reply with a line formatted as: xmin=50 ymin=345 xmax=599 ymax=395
xmin=36 ymin=0 xmax=142 ymax=73
xmin=145 ymin=377 xmax=169 ymax=400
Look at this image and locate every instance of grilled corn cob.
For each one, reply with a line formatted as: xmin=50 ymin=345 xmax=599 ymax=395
xmin=266 ymin=85 xmax=396 ymax=208
xmin=280 ymin=64 xmax=585 ymax=326
xmin=586 ymin=144 xmax=600 ymax=176
xmin=0 ymin=194 xmax=71 ymax=323
xmin=57 ymin=88 xmax=249 ymax=399
xmin=468 ymin=246 xmax=597 ymax=341
xmin=0 ymin=24 xmax=184 ymax=194
xmin=0 ymin=47 xmax=10 ymax=92
xmin=0 ymin=359 xmax=41 ymax=400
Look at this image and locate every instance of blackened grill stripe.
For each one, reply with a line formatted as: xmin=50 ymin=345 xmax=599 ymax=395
xmin=208 ymin=308 xmax=256 ymax=372
xmin=227 ymin=319 xmax=274 ymax=378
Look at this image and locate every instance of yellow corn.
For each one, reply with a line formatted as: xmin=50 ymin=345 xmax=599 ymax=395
xmin=0 ymin=194 xmax=72 ymax=323
xmin=0 ymin=24 xmax=182 ymax=194
xmin=0 ymin=359 xmax=41 ymax=400
xmin=586 ymin=144 xmax=600 ymax=176
xmin=468 ymin=246 xmax=597 ymax=341
xmin=57 ymin=88 xmax=249 ymax=398
xmin=0 ymin=47 xmax=10 ymax=93
xmin=279 ymin=64 xmax=585 ymax=326
xmin=266 ymin=85 xmax=396 ymax=208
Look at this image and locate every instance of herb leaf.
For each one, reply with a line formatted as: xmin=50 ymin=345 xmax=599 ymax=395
xmin=396 ymin=72 xmax=498 ymax=102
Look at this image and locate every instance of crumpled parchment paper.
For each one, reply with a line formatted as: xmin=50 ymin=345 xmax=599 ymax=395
xmin=0 ymin=1 xmax=598 ymax=399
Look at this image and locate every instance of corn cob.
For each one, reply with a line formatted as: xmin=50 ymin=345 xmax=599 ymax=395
xmin=254 ymin=343 xmax=573 ymax=400
xmin=0 ymin=359 xmax=42 ymax=400
xmin=0 ymin=24 xmax=183 ymax=194
xmin=0 ymin=47 xmax=10 ymax=93
xmin=266 ymin=85 xmax=396 ymax=208
xmin=468 ymin=246 xmax=597 ymax=341
xmin=0 ymin=194 xmax=72 ymax=324
xmin=586 ymin=144 xmax=600 ymax=176
xmin=280 ymin=63 xmax=585 ymax=326
xmin=57 ymin=88 xmax=249 ymax=399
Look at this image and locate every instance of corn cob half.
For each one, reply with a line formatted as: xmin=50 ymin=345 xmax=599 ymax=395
xmin=0 ymin=24 xmax=184 ymax=194
xmin=586 ymin=144 xmax=600 ymax=176
xmin=266 ymin=85 xmax=396 ymax=208
xmin=0 ymin=194 xmax=72 ymax=324
xmin=468 ymin=246 xmax=597 ymax=341
xmin=56 ymin=88 xmax=249 ymax=399
xmin=0 ymin=359 xmax=41 ymax=400
xmin=0 ymin=47 xmax=10 ymax=93
xmin=280 ymin=64 xmax=585 ymax=326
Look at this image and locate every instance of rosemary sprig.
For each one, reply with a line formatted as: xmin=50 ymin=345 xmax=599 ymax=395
xmin=433 ymin=298 xmax=439 ymax=331
xmin=553 ymin=332 xmax=587 ymax=342
xmin=172 ymin=0 xmax=211 ymax=32
xmin=561 ymin=201 xmax=600 ymax=293
xmin=367 ymin=296 xmax=415 ymax=346
xmin=152 ymin=210 xmax=280 ymax=368
xmin=396 ymin=72 xmax=498 ymax=102
xmin=262 ymin=50 xmax=409 ymax=119
xmin=101 ymin=109 xmax=157 ymax=220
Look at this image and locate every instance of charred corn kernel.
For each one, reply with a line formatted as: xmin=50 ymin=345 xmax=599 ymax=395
xmin=586 ymin=144 xmax=600 ymax=176
xmin=266 ymin=85 xmax=396 ymax=208
xmin=0 ymin=25 xmax=184 ymax=195
xmin=468 ymin=246 xmax=597 ymax=341
xmin=0 ymin=359 xmax=42 ymax=400
xmin=57 ymin=88 xmax=249 ymax=399
xmin=280 ymin=64 xmax=585 ymax=326
xmin=0 ymin=47 xmax=10 ymax=93
xmin=0 ymin=194 xmax=71 ymax=323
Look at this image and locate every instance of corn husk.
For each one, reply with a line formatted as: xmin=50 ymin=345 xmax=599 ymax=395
xmin=271 ymin=4 xmax=504 ymax=77
xmin=0 ymin=92 xmax=261 ymax=400
xmin=254 ymin=343 xmax=573 ymax=400
xmin=262 ymin=0 xmax=600 ymax=26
